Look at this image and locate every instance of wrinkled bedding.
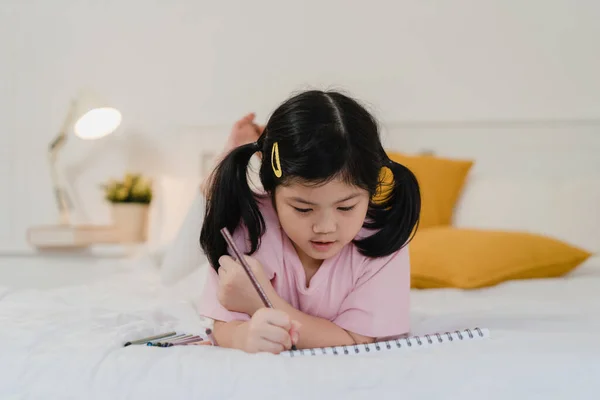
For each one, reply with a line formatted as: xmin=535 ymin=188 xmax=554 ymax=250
xmin=1 ymin=256 xmax=599 ymax=399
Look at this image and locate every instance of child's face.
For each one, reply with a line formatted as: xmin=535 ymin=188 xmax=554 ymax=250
xmin=274 ymin=177 xmax=370 ymax=268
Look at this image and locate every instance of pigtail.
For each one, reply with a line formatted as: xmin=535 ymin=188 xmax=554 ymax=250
xmin=200 ymin=142 xmax=265 ymax=271
xmin=357 ymin=160 xmax=421 ymax=257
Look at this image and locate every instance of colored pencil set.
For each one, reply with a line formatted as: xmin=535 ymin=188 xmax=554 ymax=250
xmin=123 ymin=227 xmax=275 ymax=351
xmin=123 ymin=328 xmax=219 ymax=348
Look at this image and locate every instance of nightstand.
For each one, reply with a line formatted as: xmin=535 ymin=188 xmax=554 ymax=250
xmin=0 ymin=244 xmax=147 ymax=290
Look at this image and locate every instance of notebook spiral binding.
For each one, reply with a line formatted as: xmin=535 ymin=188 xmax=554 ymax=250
xmin=281 ymin=327 xmax=490 ymax=357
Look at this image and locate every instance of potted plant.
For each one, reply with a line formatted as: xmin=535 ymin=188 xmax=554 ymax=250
xmin=102 ymin=173 xmax=153 ymax=242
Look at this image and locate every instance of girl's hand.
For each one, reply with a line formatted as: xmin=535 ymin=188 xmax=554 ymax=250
xmin=236 ymin=308 xmax=300 ymax=354
xmin=217 ymin=255 xmax=273 ymax=316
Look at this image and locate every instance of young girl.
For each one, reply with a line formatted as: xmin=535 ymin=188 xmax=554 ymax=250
xmin=198 ymin=90 xmax=420 ymax=354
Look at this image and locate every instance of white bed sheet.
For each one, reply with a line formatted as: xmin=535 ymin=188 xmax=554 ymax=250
xmin=1 ymin=255 xmax=599 ymax=400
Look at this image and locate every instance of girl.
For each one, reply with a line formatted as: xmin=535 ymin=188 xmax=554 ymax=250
xmin=198 ymin=90 xmax=420 ymax=354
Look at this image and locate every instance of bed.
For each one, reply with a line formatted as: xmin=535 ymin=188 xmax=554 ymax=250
xmin=1 ymin=121 xmax=599 ymax=399
xmin=1 ymin=255 xmax=599 ymax=399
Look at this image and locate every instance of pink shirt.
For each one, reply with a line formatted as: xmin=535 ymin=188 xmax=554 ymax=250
xmin=197 ymin=197 xmax=410 ymax=339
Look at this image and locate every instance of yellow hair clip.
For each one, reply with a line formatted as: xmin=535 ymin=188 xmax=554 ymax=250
xmin=271 ymin=142 xmax=282 ymax=178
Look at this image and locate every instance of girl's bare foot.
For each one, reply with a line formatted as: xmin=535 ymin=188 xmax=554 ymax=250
xmin=224 ymin=112 xmax=264 ymax=152
xmin=201 ymin=113 xmax=265 ymax=196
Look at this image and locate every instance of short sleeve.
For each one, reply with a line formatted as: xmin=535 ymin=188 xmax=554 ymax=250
xmin=197 ymin=266 xmax=250 ymax=322
xmin=196 ymin=226 xmax=251 ymax=323
xmin=332 ymin=246 xmax=411 ymax=339
xmin=196 ymin=197 xmax=280 ymax=322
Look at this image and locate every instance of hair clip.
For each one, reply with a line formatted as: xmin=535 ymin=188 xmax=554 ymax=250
xmin=271 ymin=142 xmax=282 ymax=178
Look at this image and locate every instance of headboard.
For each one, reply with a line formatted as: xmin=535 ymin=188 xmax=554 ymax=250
xmin=378 ymin=119 xmax=600 ymax=180
xmin=123 ymin=118 xmax=599 ymax=254
xmin=158 ymin=119 xmax=600 ymax=181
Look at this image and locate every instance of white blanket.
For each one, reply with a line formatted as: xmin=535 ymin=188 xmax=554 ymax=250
xmin=1 ymin=256 xmax=599 ymax=400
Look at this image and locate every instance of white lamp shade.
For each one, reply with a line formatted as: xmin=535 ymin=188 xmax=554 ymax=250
xmin=65 ymin=90 xmax=122 ymax=140
xmin=74 ymin=107 xmax=122 ymax=139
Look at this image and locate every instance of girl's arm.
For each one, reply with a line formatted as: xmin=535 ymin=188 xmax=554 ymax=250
xmin=212 ymin=303 xmax=371 ymax=352
xmin=212 ymin=255 xmax=375 ymax=351
xmin=213 ymin=301 xmax=374 ymax=351
xmin=212 ymin=320 xmax=248 ymax=349
xmin=268 ymin=291 xmax=374 ymax=349
xmin=212 ymin=310 xmax=297 ymax=353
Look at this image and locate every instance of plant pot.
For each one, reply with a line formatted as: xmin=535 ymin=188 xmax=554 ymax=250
xmin=110 ymin=203 xmax=150 ymax=243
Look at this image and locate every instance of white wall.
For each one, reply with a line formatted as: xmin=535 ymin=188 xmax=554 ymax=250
xmin=1 ymin=0 xmax=600 ymax=253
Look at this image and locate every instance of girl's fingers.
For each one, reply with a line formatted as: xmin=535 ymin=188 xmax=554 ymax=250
xmin=261 ymin=325 xmax=292 ymax=349
xmin=218 ymin=255 xmax=236 ymax=267
xmin=217 ymin=262 xmax=231 ymax=278
xmin=258 ymin=338 xmax=285 ymax=354
xmin=289 ymin=320 xmax=302 ymax=344
xmin=258 ymin=309 xmax=291 ymax=330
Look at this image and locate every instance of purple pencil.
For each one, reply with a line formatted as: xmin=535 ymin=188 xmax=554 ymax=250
xmin=171 ymin=336 xmax=209 ymax=346
xmin=220 ymin=227 xmax=297 ymax=351
xmin=220 ymin=227 xmax=274 ymax=308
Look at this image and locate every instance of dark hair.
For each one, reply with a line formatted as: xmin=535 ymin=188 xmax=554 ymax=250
xmin=200 ymin=90 xmax=420 ymax=270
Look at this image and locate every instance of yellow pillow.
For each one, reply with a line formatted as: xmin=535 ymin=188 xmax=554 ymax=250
xmin=374 ymin=152 xmax=473 ymax=228
xmin=409 ymin=227 xmax=592 ymax=289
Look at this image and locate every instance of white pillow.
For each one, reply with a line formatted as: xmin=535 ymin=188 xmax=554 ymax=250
xmin=159 ymin=192 xmax=210 ymax=285
xmin=146 ymin=175 xmax=202 ymax=264
xmin=453 ymin=176 xmax=600 ymax=253
xmin=155 ymin=155 xmax=264 ymax=285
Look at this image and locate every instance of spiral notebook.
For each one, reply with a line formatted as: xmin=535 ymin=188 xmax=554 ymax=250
xmin=280 ymin=327 xmax=490 ymax=357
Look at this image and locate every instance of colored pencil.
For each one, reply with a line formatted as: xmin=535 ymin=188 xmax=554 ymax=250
xmin=220 ymin=227 xmax=297 ymax=351
xmin=123 ymin=331 xmax=177 ymax=347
